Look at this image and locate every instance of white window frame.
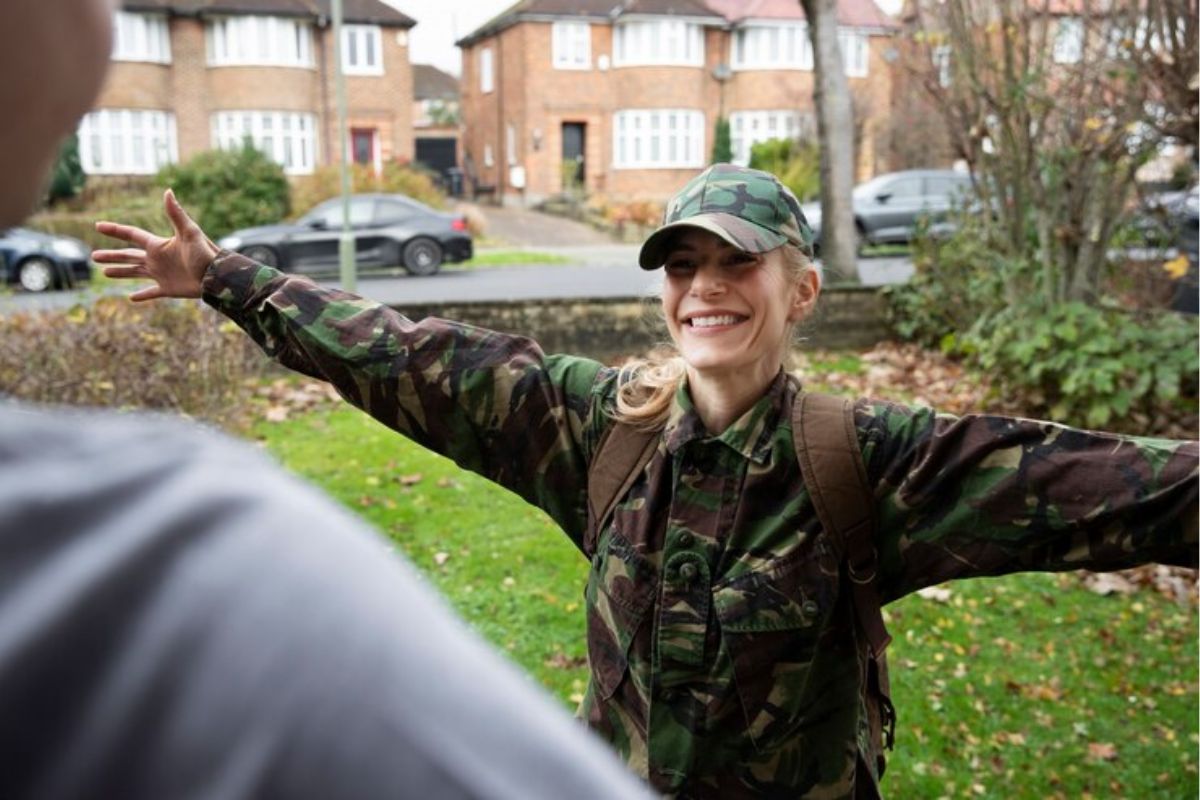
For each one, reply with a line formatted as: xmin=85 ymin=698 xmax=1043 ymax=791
xmin=112 ymin=11 xmax=171 ymax=64
xmin=506 ymin=123 xmax=517 ymax=166
xmin=1053 ymin=17 xmax=1084 ymax=64
xmin=612 ymin=109 xmax=705 ymax=169
xmin=839 ymin=29 xmax=869 ymax=77
xmin=342 ymin=24 xmax=383 ymax=75
xmin=612 ymin=20 xmax=704 ymax=67
xmin=479 ymin=47 xmax=494 ymax=93
xmin=729 ymin=110 xmax=808 ymax=167
xmin=211 ymin=110 xmax=317 ymax=175
xmin=731 ymin=23 xmax=812 ymax=71
xmin=206 ymin=16 xmax=314 ymax=68
xmin=552 ymin=21 xmax=591 ymax=70
xmin=78 ymin=109 xmax=178 ymax=175
xmin=483 ymin=144 xmax=494 ymax=168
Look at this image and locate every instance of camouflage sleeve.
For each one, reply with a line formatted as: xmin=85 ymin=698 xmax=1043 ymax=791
xmin=201 ymin=253 xmax=612 ymax=548
xmin=858 ymin=399 xmax=1199 ymax=603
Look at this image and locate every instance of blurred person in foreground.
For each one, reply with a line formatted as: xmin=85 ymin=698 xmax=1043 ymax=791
xmin=0 ymin=2 xmax=657 ymax=798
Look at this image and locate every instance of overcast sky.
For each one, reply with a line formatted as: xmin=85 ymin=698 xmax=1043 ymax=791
xmin=383 ymin=0 xmax=906 ymax=77
xmin=383 ymin=1 xmax=512 ymax=76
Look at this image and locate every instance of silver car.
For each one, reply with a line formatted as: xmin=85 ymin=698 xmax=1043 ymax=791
xmin=801 ymin=169 xmax=974 ymax=252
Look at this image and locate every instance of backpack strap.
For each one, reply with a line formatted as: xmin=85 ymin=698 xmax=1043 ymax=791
xmin=586 ymin=421 xmax=659 ymax=551
xmin=792 ymin=391 xmax=896 ymax=781
xmin=791 ymin=391 xmax=892 ymax=658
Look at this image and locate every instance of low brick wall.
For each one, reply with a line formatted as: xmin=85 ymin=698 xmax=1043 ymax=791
xmin=395 ymin=285 xmax=891 ymax=361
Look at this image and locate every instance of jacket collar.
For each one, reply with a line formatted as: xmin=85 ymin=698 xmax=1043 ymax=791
xmin=663 ymin=370 xmax=790 ymax=465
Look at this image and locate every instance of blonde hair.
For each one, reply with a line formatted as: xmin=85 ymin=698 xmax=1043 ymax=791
xmin=611 ymin=243 xmax=819 ymax=431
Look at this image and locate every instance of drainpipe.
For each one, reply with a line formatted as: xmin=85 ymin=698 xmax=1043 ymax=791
xmin=316 ymin=13 xmax=332 ymax=165
xmin=496 ymin=29 xmax=504 ymax=205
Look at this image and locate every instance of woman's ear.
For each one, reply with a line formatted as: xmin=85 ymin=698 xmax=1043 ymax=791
xmin=787 ymin=267 xmax=821 ymax=322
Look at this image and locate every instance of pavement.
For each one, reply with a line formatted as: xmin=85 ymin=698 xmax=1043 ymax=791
xmin=453 ymin=200 xmax=617 ymax=247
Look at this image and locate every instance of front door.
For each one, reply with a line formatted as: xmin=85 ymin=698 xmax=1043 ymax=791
xmin=351 ymin=128 xmax=378 ymax=171
xmin=561 ymin=123 xmax=585 ymax=193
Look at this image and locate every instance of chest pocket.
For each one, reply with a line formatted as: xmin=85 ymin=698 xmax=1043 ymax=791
xmin=712 ymin=536 xmax=839 ymax=751
xmin=585 ymin=529 xmax=656 ymax=700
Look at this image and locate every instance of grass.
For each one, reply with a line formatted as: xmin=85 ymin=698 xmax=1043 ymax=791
xmin=252 ymin=402 xmax=1197 ymax=798
xmin=446 ymin=249 xmax=574 ymax=270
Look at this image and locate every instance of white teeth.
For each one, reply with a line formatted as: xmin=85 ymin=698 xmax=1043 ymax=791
xmin=689 ymin=314 xmax=743 ymax=328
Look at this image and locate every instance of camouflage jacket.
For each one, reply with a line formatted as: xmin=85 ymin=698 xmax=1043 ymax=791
xmin=204 ymin=254 xmax=1199 ymax=799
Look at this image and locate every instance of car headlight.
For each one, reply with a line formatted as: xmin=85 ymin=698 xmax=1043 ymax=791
xmin=51 ymin=239 xmax=87 ymax=259
xmin=217 ymin=235 xmax=242 ymax=250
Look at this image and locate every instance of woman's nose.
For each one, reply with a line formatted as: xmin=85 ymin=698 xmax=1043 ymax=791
xmin=689 ymin=262 xmax=725 ymax=296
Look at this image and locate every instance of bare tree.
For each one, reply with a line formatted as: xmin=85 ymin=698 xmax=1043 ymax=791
xmin=906 ymin=0 xmax=1197 ymax=305
xmin=801 ymin=0 xmax=859 ymax=283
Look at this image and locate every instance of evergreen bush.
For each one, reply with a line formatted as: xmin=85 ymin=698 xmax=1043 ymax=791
xmin=155 ymin=142 xmax=290 ymax=240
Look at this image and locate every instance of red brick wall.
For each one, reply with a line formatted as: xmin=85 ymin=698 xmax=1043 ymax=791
xmin=88 ymin=16 xmax=413 ymax=172
xmin=462 ymin=20 xmax=904 ymax=202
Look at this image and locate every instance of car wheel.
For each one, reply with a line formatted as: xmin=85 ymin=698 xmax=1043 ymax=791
xmin=241 ymin=245 xmax=280 ymax=268
xmin=402 ymin=238 xmax=443 ymax=276
xmin=17 ymin=257 xmax=55 ymax=293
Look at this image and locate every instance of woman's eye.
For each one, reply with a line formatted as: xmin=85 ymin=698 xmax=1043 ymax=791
xmin=664 ymin=260 xmax=694 ymax=273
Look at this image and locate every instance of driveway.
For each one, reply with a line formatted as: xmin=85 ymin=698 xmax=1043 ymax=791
xmin=457 ymin=201 xmax=618 ymax=248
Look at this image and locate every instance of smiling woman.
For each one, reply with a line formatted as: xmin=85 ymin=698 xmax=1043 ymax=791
xmin=94 ymin=163 xmax=1198 ymax=799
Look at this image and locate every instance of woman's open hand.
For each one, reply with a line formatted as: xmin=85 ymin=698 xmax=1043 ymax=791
xmin=94 ymin=189 xmax=220 ymax=301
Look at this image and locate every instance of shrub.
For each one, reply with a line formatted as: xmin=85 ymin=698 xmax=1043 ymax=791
xmin=0 ymin=298 xmax=268 ymax=431
xmin=46 ymin=133 xmax=86 ymax=205
xmin=966 ymin=301 xmax=1198 ymax=430
xmin=886 ymin=219 xmax=1198 ymax=432
xmin=156 ymin=143 xmax=290 ymax=240
xmin=290 ymin=161 xmax=446 ymax=219
xmin=748 ymin=138 xmax=819 ymax=202
xmin=711 ymin=117 xmax=732 ymax=164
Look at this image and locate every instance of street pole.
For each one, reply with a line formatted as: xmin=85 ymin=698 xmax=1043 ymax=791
xmin=331 ymin=0 xmax=356 ymax=292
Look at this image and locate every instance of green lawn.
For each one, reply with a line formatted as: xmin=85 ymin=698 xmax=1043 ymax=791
xmin=254 ymin=405 xmax=1197 ymax=798
xmin=446 ymin=249 xmax=573 ymax=269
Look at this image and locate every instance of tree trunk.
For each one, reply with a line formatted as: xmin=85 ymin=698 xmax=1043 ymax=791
xmin=801 ymin=0 xmax=859 ymax=283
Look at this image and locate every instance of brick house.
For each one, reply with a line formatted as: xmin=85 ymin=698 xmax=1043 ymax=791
xmin=81 ymin=0 xmax=416 ymax=180
xmin=456 ymin=0 xmax=899 ymax=204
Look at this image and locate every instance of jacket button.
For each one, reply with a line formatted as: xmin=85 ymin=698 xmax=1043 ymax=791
xmin=678 ymin=532 xmax=694 ymax=547
xmin=679 ymin=563 xmax=698 ymax=583
xmin=802 ymin=600 xmax=820 ymax=619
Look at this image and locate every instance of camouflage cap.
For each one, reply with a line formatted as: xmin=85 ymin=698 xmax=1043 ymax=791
xmin=638 ymin=164 xmax=815 ymax=269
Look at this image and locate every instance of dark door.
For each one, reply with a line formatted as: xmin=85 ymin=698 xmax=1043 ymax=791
xmin=561 ymin=123 xmax=585 ymax=192
xmin=415 ymin=137 xmax=458 ymax=176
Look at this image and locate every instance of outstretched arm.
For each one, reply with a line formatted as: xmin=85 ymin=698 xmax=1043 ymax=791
xmin=93 ymin=189 xmax=219 ymax=301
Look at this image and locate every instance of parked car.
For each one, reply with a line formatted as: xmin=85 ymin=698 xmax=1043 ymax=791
xmin=800 ymin=169 xmax=975 ymax=253
xmin=217 ymin=193 xmax=473 ymax=276
xmin=0 ymin=227 xmax=91 ymax=292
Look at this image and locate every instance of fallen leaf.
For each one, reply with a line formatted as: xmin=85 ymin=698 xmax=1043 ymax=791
xmin=433 ymin=551 xmax=450 ymax=566
xmin=398 ymin=473 xmax=423 ymax=486
xmin=264 ymin=405 xmax=289 ymax=422
xmin=917 ymin=586 xmax=953 ymax=603
xmin=1087 ymin=742 xmax=1118 ymax=762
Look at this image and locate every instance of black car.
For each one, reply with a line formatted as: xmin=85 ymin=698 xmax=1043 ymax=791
xmin=0 ymin=227 xmax=92 ymax=292
xmin=217 ymin=193 xmax=473 ymax=276
xmin=800 ymin=169 xmax=975 ymax=252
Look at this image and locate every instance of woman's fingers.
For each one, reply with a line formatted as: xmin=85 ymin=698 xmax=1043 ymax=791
xmin=101 ymin=265 xmax=148 ymax=279
xmin=91 ymin=248 xmax=146 ymax=264
xmin=95 ymin=220 xmax=157 ymax=249
xmin=163 ymin=188 xmax=198 ymax=237
xmin=129 ymin=285 xmax=166 ymax=303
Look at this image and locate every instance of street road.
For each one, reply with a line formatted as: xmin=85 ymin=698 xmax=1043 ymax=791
xmin=0 ymin=247 xmax=913 ymax=313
